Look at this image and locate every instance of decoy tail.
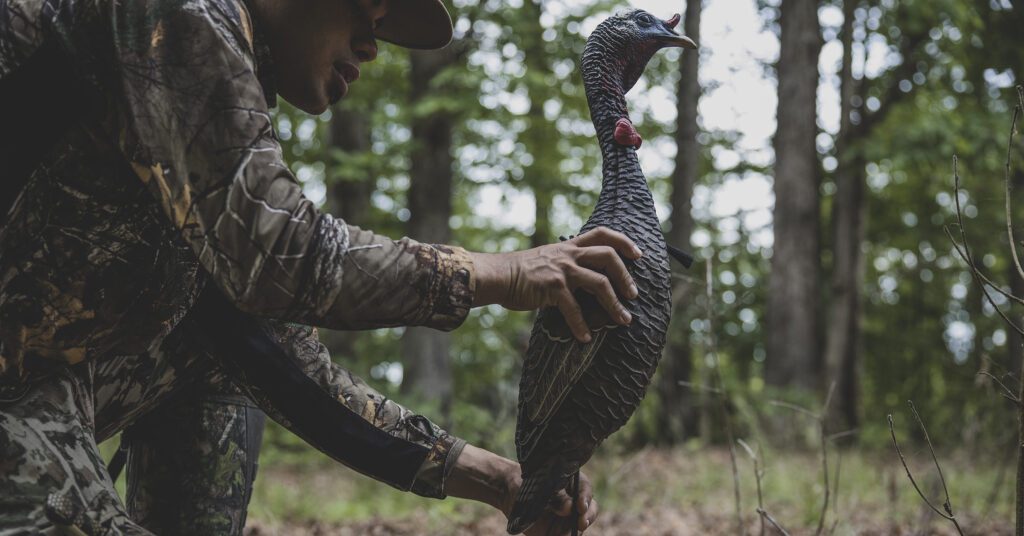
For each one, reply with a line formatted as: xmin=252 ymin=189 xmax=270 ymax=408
xmin=667 ymin=244 xmax=695 ymax=269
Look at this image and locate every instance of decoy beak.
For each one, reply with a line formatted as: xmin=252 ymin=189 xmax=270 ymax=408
xmin=659 ymin=14 xmax=697 ymax=49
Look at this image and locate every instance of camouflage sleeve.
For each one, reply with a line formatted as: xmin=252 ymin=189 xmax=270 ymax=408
xmin=247 ymin=322 xmax=466 ymax=498
xmin=111 ymin=0 xmax=474 ymax=331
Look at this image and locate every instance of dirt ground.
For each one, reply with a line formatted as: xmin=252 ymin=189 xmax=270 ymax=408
xmin=244 ymin=447 xmax=1015 ymax=535
xmin=245 ymin=512 xmax=1013 ymax=536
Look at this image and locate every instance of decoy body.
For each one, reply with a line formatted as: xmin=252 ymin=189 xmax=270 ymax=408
xmin=508 ymin=10 xmax=697 ymax=534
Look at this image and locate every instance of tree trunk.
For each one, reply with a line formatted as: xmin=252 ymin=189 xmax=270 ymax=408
xmin=400 ymin=46 xmax=459 ymax=421
xmin=767 ymin=0 xmax=823 ymax=391
xmin=655 ymin=0 xmax=702 ymax=445
xmin=324 ymin=108 xmax=373 ymax=225
xmin=521 ymin=0 xmax=557 ymax=249
xmin=320 ymin=107 xmax=374 ymax=364
xmin=823 ymin=0 xmax=860 ymax=432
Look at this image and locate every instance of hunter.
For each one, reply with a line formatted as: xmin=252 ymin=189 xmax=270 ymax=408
xmin=0 ymin=0 xmax=640 ymax=533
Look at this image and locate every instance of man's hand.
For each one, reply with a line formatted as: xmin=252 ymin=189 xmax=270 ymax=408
xmin=444 ymin=445 xmax=599 ymax=534
xmin=469 ymin=227 xmax=642 ymax=342
xmin=504 ymin=469 xmax=599 ymax=535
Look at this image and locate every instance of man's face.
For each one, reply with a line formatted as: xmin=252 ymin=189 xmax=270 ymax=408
xmin=267 ymin=0 xmax=387 ymax=114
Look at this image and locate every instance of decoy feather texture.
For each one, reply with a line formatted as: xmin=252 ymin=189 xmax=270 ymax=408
xmin=507 ymin=10 xmax=697 ymax=534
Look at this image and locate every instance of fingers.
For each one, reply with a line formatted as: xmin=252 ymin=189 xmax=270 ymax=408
xmin=580 ymin=498 xmax=599 ymax=532
xmin=569 ymin=268 xmax=631 ymax=327
xmin=577 ymin=473 xmax=594 ymax=515
xmin=571 ymin=227 xmax=643 ymax=260
xmin=575 ymin=245 xmax=638 ymax=300
xmin=555 ymin=288 xmax=592 ymax=343
xmin=577 ymin=473 xmax=597 ymax=531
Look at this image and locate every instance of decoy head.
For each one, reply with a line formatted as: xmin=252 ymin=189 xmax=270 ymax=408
xmin=586 ymin=9 xmax=697 ymax=94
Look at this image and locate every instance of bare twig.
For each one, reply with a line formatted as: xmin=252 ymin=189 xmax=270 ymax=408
xmin=1015 ymin=327 xmax=1024 ymax=536
xmin=977 ymin=371 xmax=1021 ymax=404
xmin=1006 ymin=90 xmax=1024 ymax=281
xmin=768 ymin=400 xmax=819 ymax=419
xmin=944 ymin=229 xmax=1024 ymax=307
xmin=767 ymin=383 xmax=839 ymax=535
xmin=738 ymin=438 xmax=766 ymax=536
xmin=828 ymin=448 xmax=842 ymax=536
xmin=676 ymin=380 xmax=724 ymax=395
xmin=816 ymin=383 xmax=836 ymax=536
xmin=907 ymin=402 xmax=956 ymax=519
xmin=946 ymin=159 xmax=1024 ymax=336
xmin=703 ymin=257 xmax=744 ymax=534
xmin=756 ymin=508 xmax=792 ymax=536
xmin=887 ymin=405 xmax=965 ymax=535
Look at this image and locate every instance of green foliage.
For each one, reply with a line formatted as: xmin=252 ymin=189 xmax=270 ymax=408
xmin=259 ymin=0 xmax=1024 ymax=478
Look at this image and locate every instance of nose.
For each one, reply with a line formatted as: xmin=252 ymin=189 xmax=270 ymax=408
xmin=353 ymin=38 xmax=377 ymax=62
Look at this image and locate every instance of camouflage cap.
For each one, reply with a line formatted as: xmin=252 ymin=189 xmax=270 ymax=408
xmin=375 ymin=0 xmax=453 ymax=50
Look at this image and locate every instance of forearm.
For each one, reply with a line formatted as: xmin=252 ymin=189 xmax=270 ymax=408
xmin=443 ymin=444 xmax=519 ymax=513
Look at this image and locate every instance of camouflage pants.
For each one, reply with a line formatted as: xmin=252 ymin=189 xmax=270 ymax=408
xmin=0 ymin=325 xmax=264 ymax=536
xmin=0 ymin=306 xmax=463 ymax=535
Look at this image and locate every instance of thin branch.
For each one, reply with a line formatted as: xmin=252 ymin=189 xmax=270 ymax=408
xmin=768 ymin=400 xmax=820 ymax=419
xmin=676 ymin=380 xmax=724 ymax=395
xmin=949 ymin=153 xmax=1024 ymax=329
xmin=887 ymin=409 xmax=965 ymax=535
xmin=944 ymin=229 xmax=1024 ymax=307
xmin=756 ymin=508 xmax=792 ymax=536
xmin=829 ymin=448 xmax=843 ymax=536
xmin=738 ymin=438 xmax=766 ymax=536
xmin=816 ymin=382 xmax=837 ymax=536
xmin=907 ymin=401 xmax=956 ymax=520
xmin=704 ymin=257 xmax=744 ymax=534
xmin=946 ymin=231 xmax=1024 ymax=338
xmin=1006 ymin=100 xmax=1024 ymax=280
xmin=977 ymin=371 xmax=1021 ymax=403
xmin=826 ymin=429 xmax=859 ymax=442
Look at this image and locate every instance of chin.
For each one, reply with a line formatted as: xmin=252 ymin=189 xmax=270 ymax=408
xmin=280 ymin=85 xmax=329 ymax=115
xmin=302 ymin=101 xmax=329 ymax=115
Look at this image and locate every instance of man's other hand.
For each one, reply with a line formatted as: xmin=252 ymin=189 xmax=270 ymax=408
xmin=444 ymin=444 xmax=599 ymax=535
xmin=469 ymin=227 xmax=642 ymax=343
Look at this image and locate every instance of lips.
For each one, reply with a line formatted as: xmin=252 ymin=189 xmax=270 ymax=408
xmin=329 ymin=61 xmax=361 ymax=104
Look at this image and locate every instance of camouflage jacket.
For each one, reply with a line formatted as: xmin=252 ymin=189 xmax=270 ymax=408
xmin=1 ymin=0 xmax=473 ymax=498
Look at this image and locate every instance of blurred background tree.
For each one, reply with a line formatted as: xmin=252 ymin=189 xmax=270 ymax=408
xmin=262 ymin=0 xmax=1023 ymax=468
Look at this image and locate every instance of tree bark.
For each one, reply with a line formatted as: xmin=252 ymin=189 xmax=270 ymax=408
xmin=401 ymin=46 xmax=460 ymax=421
xmin=655 ymin=0 xmax=702 ymax=445
xmin=522 ymin=0 xmax=557 ymax=249
xmin=767 ymin=0 xmax=823 ymax=390
xmin=319 ymin=107 xmax=374 ymax=364
xmin=823 ymin=0 xmax=860 ymax=431
xmin=324 ymin=108 xmax=373 ymax=225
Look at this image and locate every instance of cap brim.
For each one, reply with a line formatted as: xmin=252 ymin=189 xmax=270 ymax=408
xmin=375 ymin=0 xmax=453 ymax=50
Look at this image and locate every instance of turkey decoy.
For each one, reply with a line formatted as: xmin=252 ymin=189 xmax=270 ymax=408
xmin=507 ymin=10 xmax=696 ymax=534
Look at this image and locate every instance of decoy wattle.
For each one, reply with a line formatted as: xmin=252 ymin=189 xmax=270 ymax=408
xmin=507 ymin=9 xmax=697 ymax=535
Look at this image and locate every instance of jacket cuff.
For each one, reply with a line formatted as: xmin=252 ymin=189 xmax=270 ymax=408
xmin=408 ymin=434 xmax=467 ymax=499
xmin=405 ymin=245 xmax=475 ymax=331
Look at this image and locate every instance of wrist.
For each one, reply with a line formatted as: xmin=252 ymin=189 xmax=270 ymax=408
xmin=443 ymin=444 xmax=520 ymax=513
xmin=468 ymin=252 xmax=512 ymax=307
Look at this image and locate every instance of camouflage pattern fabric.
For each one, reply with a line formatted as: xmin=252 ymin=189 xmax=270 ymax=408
xmin=0 ymin=372 xmax=154 ymax=536
xmin=0 ymin=0 xmax=474 ymax=528
xmin=0 ymin=0 xmax=475 ymax=386
xmin=124 ymin=390 xmax=266 ymax=535
xmin=0 ymin=316 xmax=466 ymax=533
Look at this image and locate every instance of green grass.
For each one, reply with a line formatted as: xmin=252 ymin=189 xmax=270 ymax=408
xmin=244 ymin=432 xmax=1015 ymax=534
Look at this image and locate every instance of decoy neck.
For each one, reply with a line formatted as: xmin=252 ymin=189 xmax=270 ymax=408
xmin=581 ymin=9 xmax=696 ymax=188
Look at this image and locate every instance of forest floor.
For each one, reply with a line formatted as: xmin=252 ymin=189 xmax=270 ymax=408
xmin=244 ymin=446 xmax=1015 ymax=535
